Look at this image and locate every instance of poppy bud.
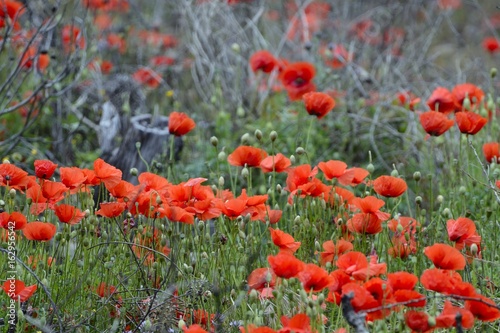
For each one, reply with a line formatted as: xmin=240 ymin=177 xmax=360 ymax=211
xmin=459 ymin=186 xmax=467 ymax=195
xmin=218 ymin=151 xmax=226 ymax=161
xmin=178 ymin=317 xmax=186 ymax=329
xmin=413 ymin=171 xmax=421 ymax=181
xmin=210 ymin=136 xmax=218 ymax=147
xmin=130 ymin=168 xmax=138 ymax=176
xmin=0 ymin=200 xmax=4 ymax=207
xmin=241 ymin=133 xmax=251 ymax=145
xmin=470 ymin=243 xmax=479 ymax=255
xmin=390 ymin=169 xmax=399 ymax=177
xmin=491 ymin=67 xmax=497 ymax=78
xmin=415 ymin=196 xmax=422 ymax=205
xmin=294 ymin=215 xmax=301 ymax=225
xmin=270 ymin=130 xmax=278 ymax=142
xmin=427 ymin=316 xmax=436 ymax=327
xmin=231 ymin=43 xmax=240 ymax=53
xmin=241 ymin=167 xmax=249 ymax=178
xmin=442 ymin=208 xmax=451 ymax=218
xmin=462 ymin=96 xmax=471 ymax=111
xmin=276 ymin=184 xmax=282 ymax=194
xmin=290 ymin=155 xmax=296 ymax=164
xmin=296 ymin=147 xmax=306 ymax=155
xmin=9 ymin=189 xmax=16 ymax=198
xmin=254 ymin=129 xmax=263 ymax=141
xmin=436 ymin=195 xmax=444 ymax=204
xmin=237 ymin=106 xmax=245 ymax=117
xmin=135 ymin=142 xmax=141 ymax=149
xmin=249 ymin=288 xmax=259 ymax=300
xmin=366 ymin=163 xmax=374 ymax=173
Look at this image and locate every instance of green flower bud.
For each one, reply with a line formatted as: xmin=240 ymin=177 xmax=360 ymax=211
xmin=270 ymin=131 xmax=278 ymax=142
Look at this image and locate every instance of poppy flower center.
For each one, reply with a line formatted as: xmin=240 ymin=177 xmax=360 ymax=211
xmin=293 ymin=77 xmax=306 ymax=86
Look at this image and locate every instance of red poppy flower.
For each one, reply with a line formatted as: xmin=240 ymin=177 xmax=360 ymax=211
xmin=259 ymin=153 xmax=291 ymax=173
xmin=41 ymin=181 xmax=68 ymax=205
xmin=483 ymin=142 xmax=500 ymax=163
xmin=318 ymin=160 xmax=349 ymax=182
xmin=420 ymin=268 xmax=461 ymax=294
xmin=94 ymin=158 xmax=122 ymax=190
xmin=0 ymin=0 xmax=24 ymax=20
xmin=0 ymin=163 xmax=29 ymax=190
xmin=183 ymin=325 xmax=208 ymax=333
xmin=149 ymin=55 xmax=175 ymax=68
xmin=393 ymin=289 xmax=426 ymax=308
xmin=341 ymin=282 xmax=379 ymax=313
xmin=96 ymin=202 xmax=127 ymax=218
xmin=132 ymin=67 xmax=162 ymax=88
xmin=219 ymin=189 xmax=267 ymax=221
xmin=297 ymin=263 xmax=335 ymax=292
xmin=106 ymin=33 xmax=127 ymax=54
xmin=436 ymin=300 xmax=474 ymax=329
xmin=60 ymin=167 xmax=87 ymax=191
xmin=267 ymin=252 xmax=305 ymax=279
xmin=228 ymin=146 xmax=268 ymax=167
xmin=95 ymin=282 xmax=117 ymax=298
xmin=447 ymin=217 xmax=480 ymax=248
xmin=405 ymin=311 xmax=434 ymax=332
xmin=372 ymin=175 xmax=407 ymax=198
xmin=424 ymin=243 xmax=465 ymax=270
xmin=54 ymin=204 xmax=85 ymax=225
xmin=336 ymin=251 xmax=368 ymax=275
xmin=483 ymin=37 xmax=500 ymax=54
xmin=249 ymin=50 xmax=278 ymax=73
xmin=396 ymin=90 xmax=421 ymax=111
xmin=426 ymin=87 xmax=459 ymax=114
xmin=108 ymin=180 xmax=140 ymax=202
xmin=138 ymin=172 xmax=170 ymax=192
xmin=2 ymin=279 xmax=37 ymax=302
xmin=387 ymin=216 xmax=420 ymax=235
xmin=34 ymin=160 xmax=58 ymax=179
xmin=343 ymin=167 xmax=370 ymax=186
xmin=157 ymin=204 xmax=194 ymax=224
xmin=269 ymin=227 xmax=300 ymax=253
xmin=27 ymin=48 xmax=49 ymax=71
xmin=295 ymin=178 xmax=331 ymax=200
xmin=455 ymin=111 xmax=488 ymax=135
xmin=351 ymin=255 xmax=387 ymax=281
xmin=247 ymin=267 xmax=276 ymax=292
xmin=302 ymin=91 xmax=335 ymax=119
xmin=81 ymin=168 xmax=100 ymax=186
xmin=387 ymin=271 xmax=418 ymax=291
xmin=168 ymin=111 xmax=196 ymax=136
xmin=465 ymin=295 xmax=500 ymax=322
xmin=419 ymin=111 xmax=455 ymax=136
xmin=23 ymin=222 xmax=57 ymax=241
xmin=25 ymin=183 xmax=48 ymax=215
xmin=280 ymin=62 xmax=316 ymax=101
xmin=347 ymin=212 xmax=384 ymax=234
xmin=321 ymin=44 xmax=353 ymax=69
xmin=62 ymin=25 xmax=86 ymax=52
xmin=319 ymin=239 xmax=353 ymax=265
xmin=285 ymin=164 xmax=318 ymax=192
xmin=0 ymin=211 xmax=27 ymax=230
xmin=350 ymin=196 xmax=390 ymax=220
xmin=452 ymin=83 xmax=485 ymax=109
xmin=280 ymin=313 xmax=311 ymax=332
xmin=437 ymin=0 xmax=461 ymax=10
